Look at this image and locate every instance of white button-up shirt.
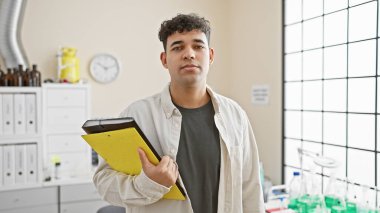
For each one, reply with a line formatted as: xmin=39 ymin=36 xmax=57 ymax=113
xmin=93 ymin=84 xmax=265 ymax=213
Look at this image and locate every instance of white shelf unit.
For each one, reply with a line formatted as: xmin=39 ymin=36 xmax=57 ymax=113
xmin=0 ymin=87 xmax=43 ymax=191
xmin=0 ymin=84 xmax=109 ymax=213
xmin=42 ymin=83 xmax=92 ymax=180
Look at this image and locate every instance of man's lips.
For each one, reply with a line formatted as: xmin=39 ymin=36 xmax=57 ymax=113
xmin=180 ymin=64 xmax=200 ymax=69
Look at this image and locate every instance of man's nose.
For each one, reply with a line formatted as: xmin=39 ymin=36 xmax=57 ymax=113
xmin=183 ymin=47 xmax=195 ymax=60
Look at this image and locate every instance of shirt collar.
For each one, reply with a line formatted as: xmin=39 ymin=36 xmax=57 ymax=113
xmin=160 ymin=83 xmax=221 ymax=119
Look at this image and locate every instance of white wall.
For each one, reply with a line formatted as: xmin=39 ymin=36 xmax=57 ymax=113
xmin=226 ymin=0 xmax=282 ymax=184
xmin=20 ymin=0 xmax=282 ymax=184
xmin=22 ymin=0 xmax=230 ymax=116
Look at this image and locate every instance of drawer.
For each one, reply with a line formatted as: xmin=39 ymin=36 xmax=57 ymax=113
xmin=48 ymin=134 xmax=88 ymax=153
xmin=0 ymin=204 xmax=58 ymax=213
xmin=0 ymin=187 xmax=58 ymax=210
xmin=47 ymin=88 xmax=86 ymax=107
xmin=60 ymin=200 xmax=109 ymax=213
xmin=60 ymin=183 xmax=101 ymax=202
xmin=46 ymin=107 xmax=86 ymax=132
xmin=48 ymin=152 xmax=91 ymax=176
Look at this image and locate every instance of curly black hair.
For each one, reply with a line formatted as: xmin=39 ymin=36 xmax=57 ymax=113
xmin=158 ymin=13 xmax=211 ymax=51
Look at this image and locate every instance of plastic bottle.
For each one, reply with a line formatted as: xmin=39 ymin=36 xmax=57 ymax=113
xmin=288 ymin=171 xmax=302 ymax=211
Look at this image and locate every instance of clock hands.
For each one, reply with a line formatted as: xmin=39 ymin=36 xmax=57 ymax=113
xmin=96 ymin=63 xmax=116 ymax=70
xmin=96 ymin=62 xmax=116 ymax=72
xmin=96 ymin=62 xmax=107 ymax=70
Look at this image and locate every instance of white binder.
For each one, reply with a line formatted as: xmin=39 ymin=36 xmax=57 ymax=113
xmin=26 ymin=144 xmax=38 ymax=183
xmin=3 ymin=145 xmax=15 ymax=185
xmin=2 ymin=94 xmax=14 ymax=135
xmin=0 ymin=146 xmax=3 ymax=186
xmin=25 ymin=94 xmax=37 ymax=134
xmin=15 ymin=144 xmax=26 ymax=184
xmin=14 ymin=94 xmax=26 ymax=134
xmin=0 ymin=94 xmax=3 ymax=135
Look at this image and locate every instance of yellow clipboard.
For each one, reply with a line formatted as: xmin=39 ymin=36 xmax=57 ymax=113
xmin=82 ymin=125 xmax=186 ymax=200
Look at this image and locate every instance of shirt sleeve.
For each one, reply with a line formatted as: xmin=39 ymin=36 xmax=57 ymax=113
xmin=242 ymin=113 xmax=265 ymax=213
xmin=93 ymin=157 xmax=171 ymax=207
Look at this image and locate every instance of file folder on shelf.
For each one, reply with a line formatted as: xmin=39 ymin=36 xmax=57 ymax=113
xmin=81 ymin=117 xmax=186 ymax=201
xmin=26 ymin=144 xmax=38 ymax=183
xmin=14 ymin=94 xmax=26 ymax=134
xmin=25 ymin=94 xmax=37 ymax=134
xmin=15 ymin=145 xmax=26 ymax=184
xmin=3 ymin=145 xmax=15 ymax=185
xmin=0 ymin=146 xmax=3 ymax=186
xmin=2 ymin=94 xmax=14 ymax=135
xmin=0 ymin=94 xmax=3 ymax=135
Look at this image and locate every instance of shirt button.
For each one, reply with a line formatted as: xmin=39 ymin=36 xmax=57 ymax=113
xmin=171 ymin=149 xmax=176 ymax=155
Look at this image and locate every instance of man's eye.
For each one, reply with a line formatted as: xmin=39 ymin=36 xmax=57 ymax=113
xmin=172 ymin=46 xmax=182 ymax=51
xmin=195 ymin=45 xmax=205 ymax=49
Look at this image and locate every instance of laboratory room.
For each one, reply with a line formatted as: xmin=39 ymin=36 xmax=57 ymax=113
xmin=0 ymin=0 xmax=376 ymax=213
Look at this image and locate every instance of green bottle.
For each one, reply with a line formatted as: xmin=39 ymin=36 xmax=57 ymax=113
xmin=346 ymin=201 xmax=357 ymax=213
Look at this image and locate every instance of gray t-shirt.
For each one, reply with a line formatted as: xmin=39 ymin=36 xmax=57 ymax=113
xmin=175 ymin=100 xmax=221 ymax=213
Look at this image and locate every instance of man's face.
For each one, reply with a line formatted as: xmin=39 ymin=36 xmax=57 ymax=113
xmin=160 ymin=30 xmax=214 ymax=88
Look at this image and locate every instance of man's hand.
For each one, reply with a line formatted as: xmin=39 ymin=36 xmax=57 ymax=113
xmin=137 ymin=148 xmax=179 ymax=188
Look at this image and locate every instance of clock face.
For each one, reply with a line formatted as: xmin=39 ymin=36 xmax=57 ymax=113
xmin=90 ymin=54 xmax=121 ymax=83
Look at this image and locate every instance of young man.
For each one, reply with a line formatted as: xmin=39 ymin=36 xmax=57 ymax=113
xmin=93 ymin=13 xmax=264 ymax=213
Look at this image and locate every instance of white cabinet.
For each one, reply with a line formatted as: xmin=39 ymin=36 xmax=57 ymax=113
xmin=0 ymin=186 xmax=58 ymax=213
xmin=0 ymin=205 xmax=58 ymax=213
xmin=0 ymin=182 xmax=108 ymax=213
xmin=0 ymin=87 xmax=43 ymax=190
xmin=42 ymin=83 xmax=92 ymax=179
xmin=59 ymin=183 xmax=108 ymax=213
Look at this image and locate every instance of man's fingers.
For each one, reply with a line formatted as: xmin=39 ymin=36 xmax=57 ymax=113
xmin=161 ymin=156 xmax=170 ymax=164
xmin=159 ymin=156 xmax=171 ymax=168
xmin=175 ymin=168 xmax=179 ymax=180
xmin=137 ymin=148 xmax=151 ymax=168
xmin=166 ymin=158 xmax=174 ymax=168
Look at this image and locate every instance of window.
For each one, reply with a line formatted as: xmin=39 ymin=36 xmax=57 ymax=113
xmin=283 ymin=0 xmax=379 ymax=205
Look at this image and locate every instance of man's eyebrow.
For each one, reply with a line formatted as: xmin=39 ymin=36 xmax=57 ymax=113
xmin=193 ymin=39 xmax=206 ymax=44
xmin=169 ymin=39 xmax=206 ymax=47
xmin=170 ymin=40 xmax=183 ymax=47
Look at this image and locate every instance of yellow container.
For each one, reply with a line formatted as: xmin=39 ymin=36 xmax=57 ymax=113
xmin=59 ymin=47 xmax=80 ymax=83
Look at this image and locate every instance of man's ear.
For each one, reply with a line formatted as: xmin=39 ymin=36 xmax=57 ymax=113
xmin=209 ymin=48 xmax=215 ymax=64
xmin=160 ymin=52 xmax=168 ymax=69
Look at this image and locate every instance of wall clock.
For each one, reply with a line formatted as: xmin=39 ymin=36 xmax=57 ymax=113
xmin=89 ymin=53 xmax=121 ymax=83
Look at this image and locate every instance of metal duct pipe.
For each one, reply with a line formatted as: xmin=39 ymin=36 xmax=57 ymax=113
xmin=0 ymin=0 xmax=29 ymax=69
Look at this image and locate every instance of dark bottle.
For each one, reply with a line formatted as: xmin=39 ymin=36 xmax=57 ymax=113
xmin=13 ymin=67 xmax=23 ymax=87
xmin=3 ymin=68 xmax=14 ymax=86
xmin=23 ymin=68 xmax=32 ymax=86
xmin=0 ymin=65 xmax=4 ymax=86
xmin=31 ymin=64 xmax=41 ymax=87
xmin=18 ymin=64 xmax=24 ymax=73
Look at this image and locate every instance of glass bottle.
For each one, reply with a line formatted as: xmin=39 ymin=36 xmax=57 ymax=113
xmin=18 ymin=64 xmax=23 ymax=73
xmin=3 ymin=68 xmax=14 ymax=86
xmin=0 ymin=65 xmax=4 ymax=86
xmin=31 ymin=64 xmax=41 ymax=87
xmin=23 ymin=68 xmax=32 ymax=86
xmin=13 ymin=67 xmax=23 ymax=86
